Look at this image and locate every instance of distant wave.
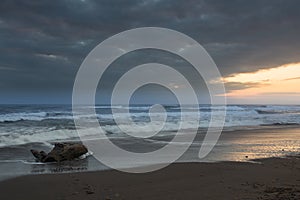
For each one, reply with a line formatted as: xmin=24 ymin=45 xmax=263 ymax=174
xmin=261 ymin=122 xmax=300 ymax=126
xmin=169 ymin=105 xmax=244 ymax=111
xmin=256 ymin=110 xmax=280 ymax=114
xmin=0 ymin=112 xmax=48 ymax=122
xmin=256 ymin=109 xmax=300 ymax=114
xmin=0 ymin=113 xmax=74 ymax=123
xmin=0 ymin=110 xmax=203 ymax=123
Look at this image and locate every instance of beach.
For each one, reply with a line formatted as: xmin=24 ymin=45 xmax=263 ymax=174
xmin=1 ymin=105 xmax=300 ymax=199
xmin=1 ymin=125 xmax=300 ymax=181
xmin=0 ymin=155 xmax=299 ymax=200
xmin=1 ymin=126 xmax=300 ymax=200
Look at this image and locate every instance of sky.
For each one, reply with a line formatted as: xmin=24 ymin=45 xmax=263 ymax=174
xmin=0 ymin=0 xmax=300 ymax=104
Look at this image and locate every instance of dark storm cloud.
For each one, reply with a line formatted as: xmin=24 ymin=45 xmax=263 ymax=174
xmin=0 ymin=0 xmax=300 ymax=103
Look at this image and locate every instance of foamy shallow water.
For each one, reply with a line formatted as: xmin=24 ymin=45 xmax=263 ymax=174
xmin=1 ymin=126 xmax=300 ymax=181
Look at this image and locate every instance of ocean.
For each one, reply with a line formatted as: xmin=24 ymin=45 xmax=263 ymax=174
xmin=0 ymin=104 xmax=300 ymax=180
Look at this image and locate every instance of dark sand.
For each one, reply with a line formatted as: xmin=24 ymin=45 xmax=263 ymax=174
xmin=0 ymin=156 xmax=299 ymax=200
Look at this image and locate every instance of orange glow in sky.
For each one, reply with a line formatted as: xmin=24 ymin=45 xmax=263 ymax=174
xmin=223 ymin=62 xmax=300 ymax=104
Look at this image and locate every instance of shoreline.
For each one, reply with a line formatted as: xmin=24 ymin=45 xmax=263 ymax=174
xmin=0 ymin=155 xmax=299 ymax=200
xmin=1 ymin=125 xmax=300 ymax=182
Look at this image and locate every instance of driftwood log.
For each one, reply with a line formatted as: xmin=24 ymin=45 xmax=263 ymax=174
xmin=31 ymin=142 xmax=88 ymax=162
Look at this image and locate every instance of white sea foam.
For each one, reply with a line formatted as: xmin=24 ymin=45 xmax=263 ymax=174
xmin=0 ymin=105 xmax=300 ymax=147
xmin=0 ymin=128 xmax=98 ymax=147
xmin=0 ymin=112 xmax=48 ymax=122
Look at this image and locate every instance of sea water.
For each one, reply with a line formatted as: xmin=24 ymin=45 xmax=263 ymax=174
xmin=0 ymin=104 xmax=300 ymax=180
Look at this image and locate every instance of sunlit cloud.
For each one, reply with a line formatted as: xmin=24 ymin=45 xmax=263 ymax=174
xmin=223 ymin=62 xmax=300 ymax=101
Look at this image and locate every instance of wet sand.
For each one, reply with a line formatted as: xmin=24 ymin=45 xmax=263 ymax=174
xmin=0 ymin=155 xmax=299 ymax=200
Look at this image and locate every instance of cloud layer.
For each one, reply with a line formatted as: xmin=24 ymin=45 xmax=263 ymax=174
xmin=1 ymin=0 xmax=300 ymax=103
